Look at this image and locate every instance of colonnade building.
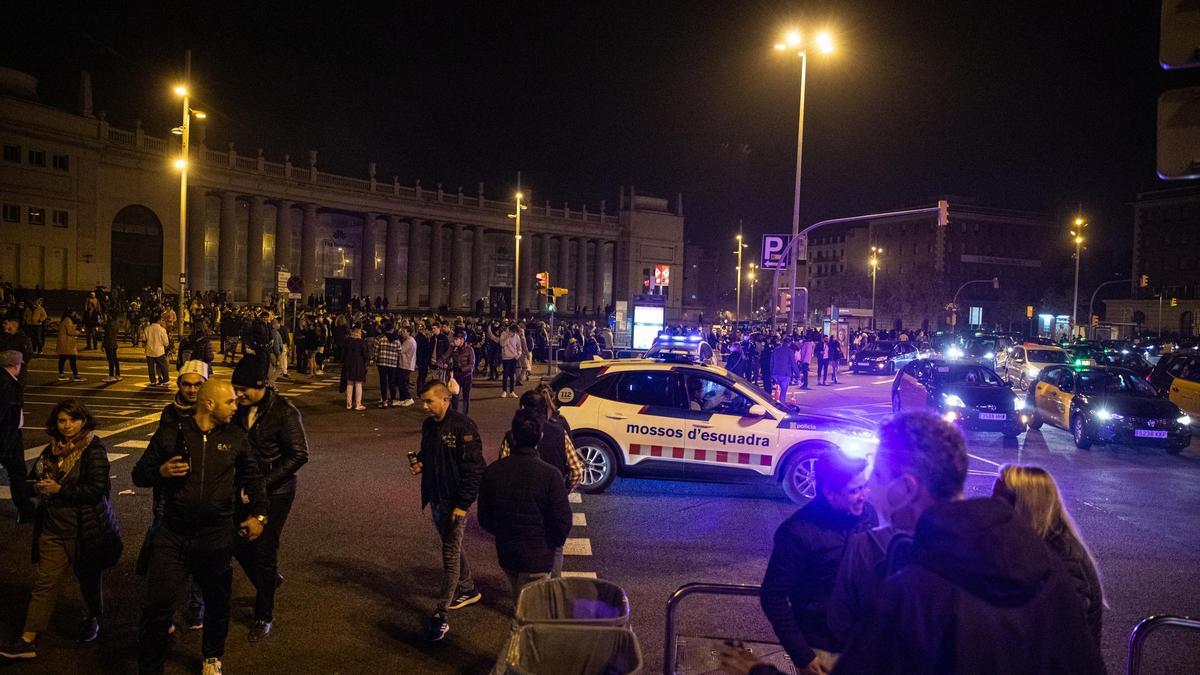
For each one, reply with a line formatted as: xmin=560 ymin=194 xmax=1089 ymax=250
xmin=0 ymin=67 xmax=687 ymax=318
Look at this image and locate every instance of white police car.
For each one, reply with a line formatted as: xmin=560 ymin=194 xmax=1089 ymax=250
xmin=549 ymin=356 xmax=878 ymax=503
xmin=643 ymin=333 xmax=717 ymax=366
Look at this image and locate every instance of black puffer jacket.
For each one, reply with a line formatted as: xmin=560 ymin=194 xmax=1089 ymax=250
xmin=834 ymin=498 xmax=1106 ymax=675
xmin=477 ymin=445 xmax=573 ymax=572
xmin=1046 ymin=528 xmax=1104 ymax=647
xmin=235 ymin=388 xmax=309 ymax=494
xmin=32 ymin=437 xmax=122 ymax=572
xmin=418 ymin=409 xmax=485 ymax=510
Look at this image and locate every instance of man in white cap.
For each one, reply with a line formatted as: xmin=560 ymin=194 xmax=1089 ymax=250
xmin=162 ymin=360 xmax=210 ymax=428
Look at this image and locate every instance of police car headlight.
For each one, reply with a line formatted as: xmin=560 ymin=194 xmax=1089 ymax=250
xmin=1025 ymin=365 xmax=1041 ymax=378
xmin=1013 ymin=396 xmax=1026 ymax=411
xmin=943 ymin=394 xmax=966 ymax=408
xmin=832 ymin=427 xmax=879 ymax=441
xmin=946 ymin=346 xmax=964 ymax=359
xmin=1178 ymin=415 xmax=1192 ymax=426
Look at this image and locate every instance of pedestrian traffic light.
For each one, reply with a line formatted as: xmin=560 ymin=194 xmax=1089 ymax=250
xmin=1140 ymin=274 xmax=1150 ymax=288
xmin=937 ymin=199 xmax=949 ymax=227
xmin=992 ymin=277 xmax=1000 ymax=289
xmin=547 ymin=301 xmax=556 ymax=313
xmin=536 ymin=272 xmax=550 ymax=293
xmin=1171 ymin=297 xmax=1179 ymax=307
xmin=1026 ymin=305 xmax=1034 ymax=319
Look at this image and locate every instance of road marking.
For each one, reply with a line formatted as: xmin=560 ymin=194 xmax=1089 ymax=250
xmin=563 ymin=538 xmax=592 ymax=556
xmin=108 ymin=453 xmax=129 ymax=462
xmin=568 ymin=493 xmax=582 ymax=504
xmin=968 ymin=453 xmax=1003 ymax=467
xmin=873 ymin=379 xmax=893 ymax=385
xmin=561 ymin=571 xmax=598 ymax=579
xmin=572 ymin=513 xmax=587 ymax=527
xmin=835 ymin=386 xmax=860 ymax=391
xmin=116 ymin=440 xmax=150 ymax=449
xmin=968 ymin=468 xmax=999 ymax=477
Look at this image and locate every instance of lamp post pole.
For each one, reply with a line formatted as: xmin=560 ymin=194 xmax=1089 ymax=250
xmin=869 ymin=245 xmax=882 ymax=331
xmin=176 ymin=50 xmax=191 ymax=345
xmin=735 ymin=234 xmax=744 ymax=322
xmin=1070 ymin=216 xmax=1086 ymax=337
xmin=786 ymin=49 xmax=807 ymax=335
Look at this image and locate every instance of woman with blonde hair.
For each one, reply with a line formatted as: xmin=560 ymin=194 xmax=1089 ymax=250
xmin=993 ymin=464 xmax=1104 ymax=646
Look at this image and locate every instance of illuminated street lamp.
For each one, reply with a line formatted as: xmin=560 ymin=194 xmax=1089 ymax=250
xmin=507 ymin=187 xmax=528 ymax=313
xmin=734 ymin=233 xmax=748 ymax=321
xmin=869 ymin=246 xmax=883 ymax=330
xmin=775 ymin=28 xmax=835 ymax=333
xmin=173 ymin=50 xmax=206 ymax=343
xmin=1070 ymin=215 xmax=1087 ymax=336
xmin=748 ymin=263 xmax=758 ymax=319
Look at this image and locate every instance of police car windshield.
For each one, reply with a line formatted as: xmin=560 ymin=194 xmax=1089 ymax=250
xmin=721 ymin=368 xmax=796 ymax=413
xmin=1027 ymin=349 xmax=1067 ymax=363
xmin=933 ymin=364 xmax=1004 ymax=387
xmin=1078 ymin=371 xmax=1156 ymax=397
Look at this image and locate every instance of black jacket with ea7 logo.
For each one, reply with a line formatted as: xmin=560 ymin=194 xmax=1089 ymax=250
xmin=419 ymin=409 xmax=485 ymax=511
xmin=133 ymin=416 xmax=268 ymax=530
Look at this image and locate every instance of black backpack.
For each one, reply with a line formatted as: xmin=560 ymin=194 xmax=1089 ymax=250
xmin=250 ymin=319 xmax=273 ymax=352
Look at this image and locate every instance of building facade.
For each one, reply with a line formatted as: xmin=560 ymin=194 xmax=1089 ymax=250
xmin=0 ymin=67 xmax=687 ymax=318
xmin=1131 ymin=185 xmax=1200 ymax=301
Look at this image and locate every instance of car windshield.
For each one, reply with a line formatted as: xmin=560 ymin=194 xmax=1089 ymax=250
xmin=865 ymin=341 xmax=898 ymax=353
xmin=931 ymin=335 xmax=960 ymax=351
xmin=1027 ymin=349 xmax=1067 ymax=363
xmin=965 ymin=338 xmax=1000 ymax=355
xmin=722 ymin=368 xmax=797 ymax=413
xmin=933 ymin=364 xmax=1005 ymax=386
xmin=1077 ymin=370 xmax=1157 ymax=397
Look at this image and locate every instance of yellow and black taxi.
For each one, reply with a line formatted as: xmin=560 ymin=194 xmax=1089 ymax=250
xmin=1147 ymin=352 xmax=1200 ymax=420
xmin=892 ymin=359 xmax=1029 ymax=438
xmin=549 ymin=356 xmax=879 ymax=503
xmin=1027 ymin=365 xmax=1192 ymax=453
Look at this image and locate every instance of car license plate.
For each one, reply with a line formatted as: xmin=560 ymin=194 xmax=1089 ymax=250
xmin=979 ymin=413 xmax=1007 ymax=421
xmin=1134 ymin=429 xmax=1168 ymax=439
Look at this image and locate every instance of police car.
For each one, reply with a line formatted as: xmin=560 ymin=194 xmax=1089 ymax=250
xmin=548 ymin=356 xmax=879 ymax=503
xmin=643 ymin=333 xmax=717 ymax=366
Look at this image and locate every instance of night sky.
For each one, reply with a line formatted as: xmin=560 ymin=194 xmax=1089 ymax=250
xmin=5 ymin=2 xmax=1172 ymax=285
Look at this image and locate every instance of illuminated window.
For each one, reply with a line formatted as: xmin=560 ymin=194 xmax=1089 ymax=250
xmin=27 ymin=207 xmax=45 ymax=225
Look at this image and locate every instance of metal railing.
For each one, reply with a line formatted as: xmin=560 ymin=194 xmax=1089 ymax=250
xmin=1126 ymin=614 xmax=1200 ymax=675
xmin=664 ymin=582 xmax=765 ymax=675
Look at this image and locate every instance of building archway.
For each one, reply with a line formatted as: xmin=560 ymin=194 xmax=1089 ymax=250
xmin=1182 ymin=311 xmax=1195 ymax=337
xmin=111 ymin=205 xmax=163 ymax=293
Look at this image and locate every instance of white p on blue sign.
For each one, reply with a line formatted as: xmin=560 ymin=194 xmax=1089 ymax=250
xmin=761 ymin=234 xmax=792 ymax=269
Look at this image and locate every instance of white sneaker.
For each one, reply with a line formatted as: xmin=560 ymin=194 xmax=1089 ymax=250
xmin=57 ymin=375 xmax=69 ymax=381
xmin=399 ymin=399 xmax=414 ymax=407
xmin=102 ymin=377 xmax=116 ymax=383
xmin=202 ymin=657 xmax=223 ymax=675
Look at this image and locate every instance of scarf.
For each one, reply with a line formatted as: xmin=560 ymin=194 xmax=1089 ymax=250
xmin=50 ymin=431 xmax=94 ymax=480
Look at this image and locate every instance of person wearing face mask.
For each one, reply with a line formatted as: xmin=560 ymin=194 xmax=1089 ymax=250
xmin=833 ymin=411 xmax=1105 ymax=675
xmin=759 ymin=451 xmax=876 ymax=675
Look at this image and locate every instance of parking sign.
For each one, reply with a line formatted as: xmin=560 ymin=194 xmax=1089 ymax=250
xmin=761 ymin=234 xmax=792 ymax=269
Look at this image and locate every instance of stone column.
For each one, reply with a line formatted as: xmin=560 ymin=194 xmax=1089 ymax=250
xmin=429 ymin=222 xmax=445 ymax=309
xmin=186 ymin=186 xmax=207 ymax=293
xmin=246 ymin=195 xmax=266 ymax=304
xmin=593 ymin=239 xmax=607 ymax=313
xmin=450 ymin=223 xmax=468 ymax=310
xmin=407 ymin=219 xmax=425 ymax=309
xmin=385 ymin=215 xmax=406 ymax=307
xmin=301 ymin=204 xmax=319 ymax=299
xmin=217 ymin=192 xmax=238 ymax=297
xmin=557 ymin=235 xmax=571 ymax=311
xmin=360 ymin=212 xmax=379 ymax=301
xmin=471 ymin=226 xmax=489 ymax=312
xmin=539 ymin=234 xmax=554 ymax=287
xmin=275 ymin=200 xmax=294 ymax=274
xmin=519 ymin=231 xmax=534 ymax=314
xmin=575 ymin=238 xmax=589 ymax=315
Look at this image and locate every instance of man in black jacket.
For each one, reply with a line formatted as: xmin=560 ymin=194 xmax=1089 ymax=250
xmin=760 ymin=451 xmax=875 ymax=674
xmin=0 ymin=350 xmax=34 ymax=522
xmin=478 ymin=410 xmax=573 ymax=607
xmin=132 ymin=379 xmax=269 ymax=675
xmin=833 ymin=412 xmax=1105 ymax=674
xmin=230 ymin=354 xmax=310 ymax=642
xmin=0 ymin=314 xmax=33 ymax=387
xmin=410 ymin=381 xmax=485 ymax=642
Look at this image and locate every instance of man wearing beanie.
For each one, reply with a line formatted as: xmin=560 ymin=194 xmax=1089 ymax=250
xmin=230 ymin=353 xmax=309 ymax=643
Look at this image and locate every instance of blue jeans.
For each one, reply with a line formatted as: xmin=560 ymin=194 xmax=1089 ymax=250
xmin=430 ymin=502 xmax=474 ymax=616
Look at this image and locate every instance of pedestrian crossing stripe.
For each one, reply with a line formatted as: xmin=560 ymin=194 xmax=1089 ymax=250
xmin=116 ymin=440 xmax=150 ymax=449
xmin=563 ymin=538 xmax=592 ymax=556
xmin=572 ymin=513 xmax=587 ymax=527
xmin=562 ymin=571 xmax=598 ymax=579
xmin=568 ymin=493 xmax=582 ymax=504
xmin=627 ymin=443 xmax=772 ymax=467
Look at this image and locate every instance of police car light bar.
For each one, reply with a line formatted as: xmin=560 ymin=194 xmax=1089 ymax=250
xmin=657 ymin=334 xmax=703 ymax=343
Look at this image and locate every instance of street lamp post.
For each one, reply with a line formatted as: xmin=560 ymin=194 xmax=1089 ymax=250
xmin=735 ymin=233 xmax=747 ymax=321
xmin=172 ymin=50 xmax=206 ymax=344
xmin=748 ymin=264 xmax=757 ymax=320
xmin=775 ymin=29 xmax=834 ymax=334
xmin=869 ymin=246 xmax=882 ymax=331
xmin=508 ymin=185 xmax=527 ymax=315
xmin=1070 ymin=216 xmax=1086 ymax=337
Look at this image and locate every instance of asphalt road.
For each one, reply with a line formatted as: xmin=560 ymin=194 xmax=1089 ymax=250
xmin=2 ymin=353 xmax=1199 ymax=674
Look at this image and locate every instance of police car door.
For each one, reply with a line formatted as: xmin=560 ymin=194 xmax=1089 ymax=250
xmin=680 ymin=371 xmax=779 ymax=476
xmin=897 ymin=361 xmax=931 ymax=409
xmin=602 ymin=370 xmax=689 ymax=469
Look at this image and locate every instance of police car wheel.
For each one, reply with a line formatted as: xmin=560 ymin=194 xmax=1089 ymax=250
xmin=1028 ymin=411 xmax=1044 ymax=430
xmin=574 ymin=436 xmax=617 ymax=493
xmin=781 ymin=447 xmax=826 ymax=504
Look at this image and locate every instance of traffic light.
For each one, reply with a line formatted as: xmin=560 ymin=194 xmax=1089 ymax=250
xmin=1091 ymin=315 xmax=1100 ymax=327
xmin=1140 ymin=274 xmax=1150 ymax=288
xmin=535 ymin=272 xmax=550 ymax=293
xmin=992 ymin=277 xmax=1000 ymax=289
xmin=779 ymin=291 xmax=791 ymax=313
xmin=1171 ymin=297 xmax=1179 ymax=307
xmin=1026 ymin=305 xmax=1034 ymax=319
xmin=547 ymin=301 xmax=556 ymax=313
xmin=937 ymin=199 xmax=949 ymax=227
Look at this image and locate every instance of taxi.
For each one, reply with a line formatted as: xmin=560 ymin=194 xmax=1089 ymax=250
xmin=1147 ymin=352 xmax=1200 ymax=419
xmin=548 ymin=356 xmax=879 ymax=503
xmin=892 ymin=359 xmax=1028 ymax=438
xmin=1027 ymin=365 xmax=1191 ymax=453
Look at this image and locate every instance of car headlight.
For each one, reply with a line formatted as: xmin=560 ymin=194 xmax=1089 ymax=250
xmin=983 ymin=352 xmax=995 ymax=360
xmin=946 ymin=346 xmax=964 ymax=359
xmin=1095 ymin=409 xmax=1115 ymax=421
xmin=943 ymin=393 xmax=966 ymax=408
xmin=1179 ymin=415 xmax=1192 ymax=426
xmin=1013 ymin=396 xmax=1026 ymax=411
xmin=832 ymin=426 xmax=879 ymax=442
xmin=1025 ymin=365 xmax=1041 ymax=378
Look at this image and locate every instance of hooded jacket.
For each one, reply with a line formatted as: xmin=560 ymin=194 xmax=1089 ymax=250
xmin=834 ymin=498 xmax=1105 ymax=675
xmin=477 ymin=445 xmax=573 ymax=572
